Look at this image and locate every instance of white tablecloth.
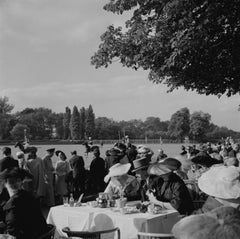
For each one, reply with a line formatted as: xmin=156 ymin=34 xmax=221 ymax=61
xmin=47 ymin=205 xmax=180 ymax=239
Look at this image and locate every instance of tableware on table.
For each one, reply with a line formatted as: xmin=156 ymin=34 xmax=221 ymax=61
xmin=147 ymin=204 xmax=163 ymax=214
xmin=88 ymin=200 xmax=98 ymax=207
xmin=97 ymin=192 xmax=108 ymax=208
xmin=63 ymin=196 xmax=69 ymax=206
xmin=115 ymin=197 xmax=127 ymax=208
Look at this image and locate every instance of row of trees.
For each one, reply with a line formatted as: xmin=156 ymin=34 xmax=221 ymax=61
xmin=0 ymin=96 xmax=239 ymax=143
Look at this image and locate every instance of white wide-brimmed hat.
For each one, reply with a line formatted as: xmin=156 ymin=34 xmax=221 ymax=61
xmin=104 ymin=163 xmax=131 ymax=183
xmin=198 ymin=165 xmax=240 ymax=199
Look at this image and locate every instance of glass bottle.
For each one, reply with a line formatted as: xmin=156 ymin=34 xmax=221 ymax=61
xmin=69 ymin=193 xmax=74 ymax=207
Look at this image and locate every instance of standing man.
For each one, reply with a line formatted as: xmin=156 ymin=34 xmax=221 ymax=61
xmin=0 ymin=147 xmax=19 ymax=172
xmin=42 ymin=148 xmax=55 ymax=207
xmin=67 ymin=150 xmax=86 ymax=200
xmin=87 ymin=147 xmax=106 ymax=194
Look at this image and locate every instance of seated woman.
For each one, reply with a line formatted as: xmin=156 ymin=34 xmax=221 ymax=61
xmin=0 ymin=167 xmax=48 ymax=239
xmin=146 ymin=162 xmax=194 ymax=215
xmin=104 ymin=163 xmax=140 ymax=201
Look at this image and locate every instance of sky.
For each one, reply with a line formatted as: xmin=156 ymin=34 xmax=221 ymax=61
xmin=0 ymin=0 xmax=239 ymax=131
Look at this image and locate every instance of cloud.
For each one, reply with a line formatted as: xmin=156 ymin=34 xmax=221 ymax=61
xmin=0 ymin=0 xmax=127 ymax=46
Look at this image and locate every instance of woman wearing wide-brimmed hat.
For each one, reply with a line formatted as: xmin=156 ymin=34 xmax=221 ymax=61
xmin=193 ymin=165 xmax=240 ymax=214
xmin=104 ymin=163 xmax=139 ymax=200
xmin=145 ymin=161 xmax=194 ymax=215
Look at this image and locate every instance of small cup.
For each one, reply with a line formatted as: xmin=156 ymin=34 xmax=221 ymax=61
xmin=115 ymin=198 xmax=127 ymax=208
xmin=63 ymin=196 xmax=69 ymax=206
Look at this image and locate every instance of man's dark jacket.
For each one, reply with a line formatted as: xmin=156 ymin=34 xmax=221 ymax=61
xmin=3 ymin=190 xmax=48 ymax=239
xmin=0 ymin=156 xmax=19 ymax=172
xmin=147 ymin=172 xmax=194 ymax=215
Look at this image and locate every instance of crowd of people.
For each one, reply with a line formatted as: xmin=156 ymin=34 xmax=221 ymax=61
xmin=0 ymin=136 xmax=240 ymax=238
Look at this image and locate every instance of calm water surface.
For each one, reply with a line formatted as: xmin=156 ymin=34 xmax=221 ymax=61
xmin=1 ymin=143 xmax=184 ymax=169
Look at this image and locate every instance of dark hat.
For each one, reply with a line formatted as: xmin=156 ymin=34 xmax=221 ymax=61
xmin=55 ymin=150 xmax=66 ymax=159
xmin=113 ymin=142 xmax=127 ymax=152
xmin=71 ymin=150 xmax=77 ymax=155
xmin=132 ymin=157 xmax=151 ymax=172
xmin=109 ymin=148 xmax=122 ymax=157
xmin=159 ymin=157 xmax=182 ymax=171
xmin=92 ymin=147 xmax=100 ymax=154
xmin=2 ymin=147 xmax=11 ymax=155
xmin=0 ymin=167 xmax=31 ymax=181
xmin=191 ymin=151 xmax=222 ymax=167
xmin=46 ymin=148 xmax=55 ymax=153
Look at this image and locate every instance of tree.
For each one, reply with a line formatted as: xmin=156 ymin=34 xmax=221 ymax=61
xmin=168 ymin=107 xmax=190 ymax=142
xmin=63 ymin=107 xmax=71 ymax=140
xmin=16 ymin=107 xmax=55 ymax=140
xmin=53 ymin=113 xmax=64 ymax=139
xmin=91 ymin=0 xmax=240 ymax=96
xmin=70 ymin=106 xmax=80 ymax=140
xmin=0 ymin=96 xmax=14 ymax=140
xmin=79 ymin=107 xmax=86 ymax=140
xmin=10 ymin=123 xmax=29 ymax=140
xmin=85 ymin=105 xmax=95 ymax=139
xmin=190 ymin=111 xmax=211 ymax=142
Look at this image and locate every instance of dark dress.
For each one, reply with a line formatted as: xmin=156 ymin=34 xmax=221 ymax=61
xmin=87 ymin=156 xmax=106 ymax=194
xmin=67 ymin=155 xmax=86 ymax=199
xmin=147 ymin=172 xmax=194 ymax=215
xmin=3 ymin=190 xmax=48 ymax=239
xmin=0 ymin=156 xmax=19 ymax=172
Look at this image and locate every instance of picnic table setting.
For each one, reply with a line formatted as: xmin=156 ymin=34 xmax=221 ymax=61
xmin=47 ymin=193 xmax=180 ymax=239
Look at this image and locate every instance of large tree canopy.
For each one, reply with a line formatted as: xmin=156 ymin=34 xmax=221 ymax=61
xmin=91 ymin=0 xmax=240 ymax=96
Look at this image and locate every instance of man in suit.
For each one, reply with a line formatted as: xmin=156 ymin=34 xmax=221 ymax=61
xmin=1 ymin=167 xmax=48 ymax=239
xmin=0 ymin=147 xmax=19 ymax=172
xmin=67 ymin=151 xmax=86 ymax=199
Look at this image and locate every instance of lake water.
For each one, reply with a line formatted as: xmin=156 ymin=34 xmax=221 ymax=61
xmin=1 ymin=143 xmax=184 ymax=169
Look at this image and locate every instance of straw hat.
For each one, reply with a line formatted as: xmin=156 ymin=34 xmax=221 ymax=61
xmin=147 ymin=162 xmax=171 ymax=176
xmin=198 ymin=165 xmax=240 ymax=199
xmin=104 ymin=163 xmax=131 ymax=183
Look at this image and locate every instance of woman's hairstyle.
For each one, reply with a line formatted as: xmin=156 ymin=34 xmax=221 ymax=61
xmin=172 ymin=206 xmax=240 ymax=239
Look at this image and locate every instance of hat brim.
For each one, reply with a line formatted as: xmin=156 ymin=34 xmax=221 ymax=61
xmin=132 ymin=164 xmax=149 ymax=172
xmin=55 ymin=150 xmax=66 ymax=159
xmin=104 ymin=163 xmax=131 ymax=183
xmin=198 ymin=166 xmax=240 ymax=199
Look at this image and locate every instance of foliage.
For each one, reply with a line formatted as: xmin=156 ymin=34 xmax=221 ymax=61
xmin=190 ymin=111 xmax=211 ymax=141
xmin=53 ymin=113 xmax=64 ymax=139
xmin=168 ymin=107 xmax=190 ymax=141
xmin=91 ymin=0 xmax=240 ymax=96
xmin=0 ymin=96 xmax=14 ymax=114
xmin=0 ymin=96 xmax=14 ymax=140
xmin=16 ymin=107 xmax=55 ymax=140
xmin=70 ymin=106 xmax=80 ymax=140
xmin=79 ymin=107 xmax=86 ymax=139
xmin=63 ymin=107 xmax=71 ymax=140
xmin=85 ymin=105 xmax=95 ymax=138
xmin=10 ymin=123 xmax=29 ymax=140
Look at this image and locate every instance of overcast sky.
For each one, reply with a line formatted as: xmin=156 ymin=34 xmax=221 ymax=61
xmin=0 ymin=0 xmax=239 ymax=131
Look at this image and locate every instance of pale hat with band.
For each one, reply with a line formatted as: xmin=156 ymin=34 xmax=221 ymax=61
xmin=104 ymin=163 xmax=131 ymax=183
xmin=198 ymin=165 xmax=240 ymax=199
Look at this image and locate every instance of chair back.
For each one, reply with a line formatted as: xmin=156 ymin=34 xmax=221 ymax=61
xmin=183 ymin=179 xmax=207 ymax=209
xmin=62 ymin=226 xmax=120 ymax=239
xmin=137 ymin=232 xmax=174 ymax=239
xmin=37 ymin=224 xmax=56 ymax=239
